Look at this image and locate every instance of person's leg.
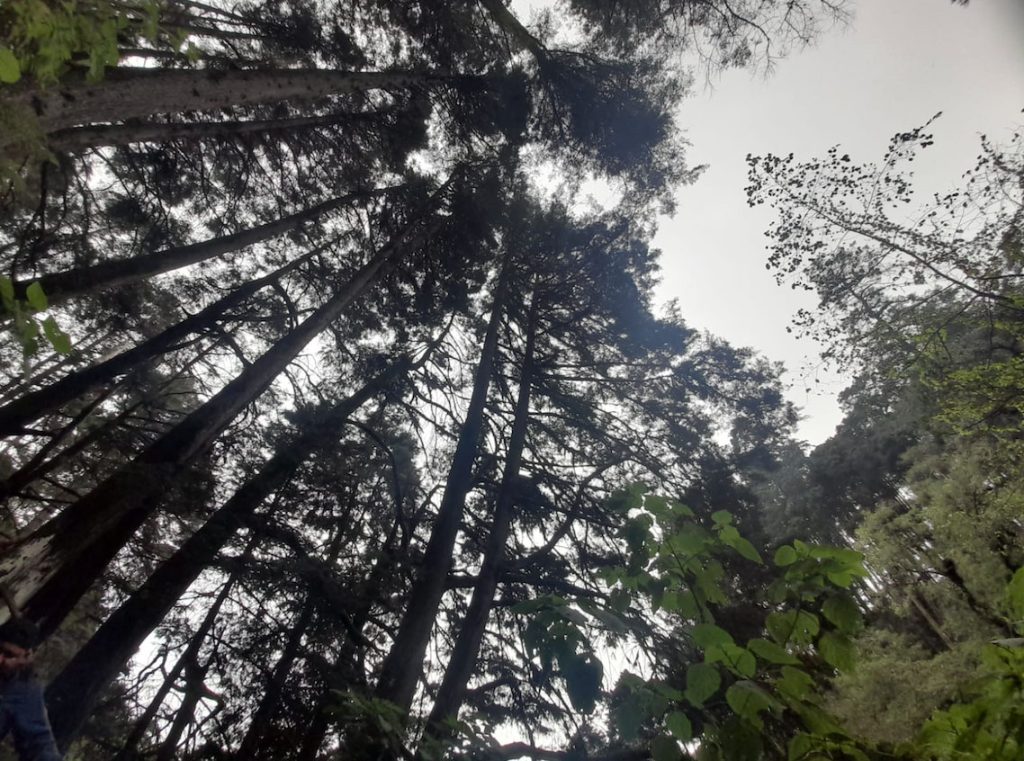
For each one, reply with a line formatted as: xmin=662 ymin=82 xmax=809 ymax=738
xmin=8 ymin=681 xmax=61 ymax=761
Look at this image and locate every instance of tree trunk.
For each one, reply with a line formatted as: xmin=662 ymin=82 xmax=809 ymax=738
xmin=373 ymin=256 xmax=511 ymax=712
xmin=12 ymin=185 xmax=399 ymax=305
xmin=0 ymin=207 xmax=441 ymax=639
xmin=0 ymin=234 xmax=339 ymax=436
xmin=423 ymin=291 xmax=538 ymax=740
xmin=111 ymin=543 xmax=252 ymax=761
xmin=13 ymin=67 xmax=476 ymax=134
xmin=48 ymin=109 xmax=398 ymax=153
xmin=234 ymin=591 xmax=318 ymax=758
xmin=153 ymin=654 xmax=212 ymax=761
xmin=43 ymin=360 xmax=408 ymax=749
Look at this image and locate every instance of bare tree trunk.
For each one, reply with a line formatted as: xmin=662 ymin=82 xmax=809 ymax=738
xmin=0 ymin=204 xmax=442 ymax=639
xmin=0 ymin=233 xmax=347 ymax=436
xmin=423 ymin=291 xmax=538 ymax=740
xmin=12 ymin=185 xmax=399 ymax=305
xmin=42 ymin=359 xmax=409 ymax=749
xmin=373 ymin=256 xmax=511 ymax=712
xmin=48 ymin=109 xmax=399 ymax=153
xmin=11 ymin=67 xmax=477 ymax=134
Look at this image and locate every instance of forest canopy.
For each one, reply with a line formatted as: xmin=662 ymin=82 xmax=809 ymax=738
xmin=0 ymin=1 xmax=1020 ymax=760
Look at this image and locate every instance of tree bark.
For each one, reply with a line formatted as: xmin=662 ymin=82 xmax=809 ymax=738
xmin=11 ymin=185 xmax=399 ymax=305
xmin=423 ymin=291 xmax=538 ymax=740
xmin=44 ymin=361 xmax=406 ymax=750
xmin=373 ymin=255 xmax=511 ymax=712
xmin=0 ymin=233 xmax=342 ymax=436
xmin=0 ymin=206 xmax=441 ymax=640
xmin=13 ymin=67 xmax=475 ymax=134
xmin=48 ymin=109 xmax=398 ymax=153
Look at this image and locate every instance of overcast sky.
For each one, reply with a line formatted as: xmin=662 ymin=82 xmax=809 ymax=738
xmin=651 ymin=0 xmax=1024 ymax=445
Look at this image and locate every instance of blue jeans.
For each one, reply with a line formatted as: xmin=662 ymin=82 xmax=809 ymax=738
xmin=0 ymin=679 xmax=62 ymax=761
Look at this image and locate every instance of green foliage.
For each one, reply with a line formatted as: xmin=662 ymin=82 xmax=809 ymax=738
xmin=1 ymin=277 xmax=72 ymax=361
xmin=0 ymin=0 xmax=161 ymax=87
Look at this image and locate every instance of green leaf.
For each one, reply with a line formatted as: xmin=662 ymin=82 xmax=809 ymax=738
xmin=589 ymin=607 xmax=628 ymax=634
xmin=0 ymin=277 xmax=14 ymax=311
xmin=726 ymin=681 xmax=774 ymax=725
xmin=612 ymin=692 xmax=645 ymax=741
xmin=774 ymin=545 xmax=798 ymax=566
xmin=666 ymin=711 xmax=693 ymax=742
xmin=661 ymin=589 xmax=698 ymax=618
xmin=685 ymin=662 xmax=721 ymax=707
xmin=787 ymin=733 xmax=816 ymax=761
xmin=1007 ymin=567 xmax=1024 ymax=621
xmin=691 ymin=623 xmax=733 ymax=649
xmin=711 ymin=510 xmax=733 ymax=525
xmin=25 ymin=282 xmax=47 ymax=312
xmin=821 ymin=594 xmax=862 ymax=635
xmin=706 ymin=643 xmax=756 ymax=678
xmin=724 ymin=534 xmax=763 ymax=564
xmin=747 ymin=638 xmax=799 ymax=665
xmin=651 ymin=735 xmax=680 ymax=761
xmin=562 ymin=654 xmax=603 ymax=714
xmin=818 ymin=631 xmax=856 ymax=672
xmin=766 ymin=610 xmax=819 ymax=646
xmin=774 ymin=666 xmax=814 ymax=701
xmin=0 ymin=47 xmax=21 ymax=84
xmin=42 ymin=317 xmax=72 ymax=355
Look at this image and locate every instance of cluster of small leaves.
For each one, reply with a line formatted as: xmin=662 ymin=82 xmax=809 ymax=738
xmin=911 ymin=569 xmax=1024 ymax=761
xmin=0 ymin=277 xmax=72 ymax=361
xmin=594 ymin=487 xmax=870 ymax=760
xmin=0 ymin=0 xmax=202 ymax=88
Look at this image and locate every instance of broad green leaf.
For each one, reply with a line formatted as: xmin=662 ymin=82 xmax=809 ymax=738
xmin=562 ymin=654 xmax=603 ymax=714
xmin=724 ymin=534 xmax=763 ymax=564
xmin=1007 ymin=567 xmax=1024 ymax=620
xmin=822 ymin=594 xmax=862 ymax=635
xmin=661 ymin=589 xmax=698 ymax=618
xmin=774 ymin=666 xmax=814 ymax=701
xmin=42 ymin=317 xmax=72 ymax=355
xmin=589 ymin=607 xmax=628 ymax=634
xmin=0 ymin=47 xmax=20 ymax=83
xmin=726 ymin=681 xmax=774 ymax=725
xmin=651 ymin=735 xmax=681 ymax=761
xmin=666 ymin=711 xmax=693 ymax=742
xmin=609 ymin=588 xmax=631 ymax=613
xmin=711 ymin=510 xmax=733 ymax=525
xmin=766 ymin=610 xmax=819 ymax=646
xmin=685 ymin=662 xmax=720 ymax=707
xmin=25 ymin=282 xmax=47 ymax=311
xmin=612 ymin=693 xmax=645 ymax=741
xmin=787 ymin=732 xmax=816 ymax=760
xmin=818 ymin=631 xmax=856 ymax=672
xmin=774 ymin=545 xmax=798 ymax=566
xmin=747 ymin=638 xmax=799 ymax=665
xmin=706 ymin=643 xmax=756 ymax=678
xmin=691 ymin=623 xmax=733 ymax=649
